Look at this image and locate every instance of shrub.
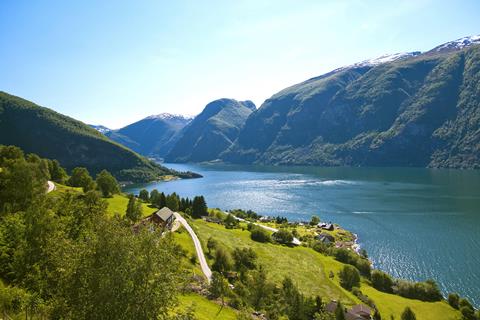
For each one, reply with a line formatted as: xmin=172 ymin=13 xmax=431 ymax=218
xmin=250 ymin=227 xmax=271 ymax=243
xmin=401 ymin=307 xmax=416 ymax=320
xmin=338 ymin=265 xmax=360 ymax=291
xmin=394 ymin=279 xmax=443 ymax=302
xmin=447 ymin=293 xmax=460 ymax=309
xmin=272 ymin=229 xmax=293 ymax=245
xmin=371 ymin=270 xmax=394 ymax=293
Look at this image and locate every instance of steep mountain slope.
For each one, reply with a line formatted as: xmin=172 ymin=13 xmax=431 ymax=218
xmin=0 ymin=92 xmax=198 ymax=181
xmin=166 ymin=99 xmax=256 ymax=162
xmin=223 ymin=36 xmax=480 ymax=169
xmin=102 ymin=114 xmax=191 ymax=158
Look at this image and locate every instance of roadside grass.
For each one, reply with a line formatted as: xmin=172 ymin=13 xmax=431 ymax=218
xmin=178 ymin=293 xmax=237 ymax=320
xmin=173 ymin=226 xmax=205 ymax=278
xmin=48 ymin=182 xmax=82 ymax=197
xmin=190 ymin=219 xmax=358 ymax=305
xmin=104 ymin=194 xmax=157 ymax=217
xmin=361 ymin=285 xmax=461 ymax=320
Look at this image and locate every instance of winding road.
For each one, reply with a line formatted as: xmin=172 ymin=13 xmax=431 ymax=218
xmin=173 ymin=212 xmax=212 ymax=282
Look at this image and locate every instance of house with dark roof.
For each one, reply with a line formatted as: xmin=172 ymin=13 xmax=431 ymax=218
xmin=148 ymin=207 xmax=176 ymax=230
xmin=325 ymin=301 xmax=372 ymax=320
xmin=318 ymin=222 xmax=335 ymax=231
xmin=316 ymin=233 xmax=335 ymax=244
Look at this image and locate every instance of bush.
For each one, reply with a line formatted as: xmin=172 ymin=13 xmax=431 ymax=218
xmin=394 ymin=279 xmax=443 ymax=302
xmin=371 ymin=270 xmax=394 ymax=293
xmin=250 ymin=227 xmax=271 ymax=243
xmin=272 ymin=229 xmax=293 ymax=245
xmin=338 ymin=265 xmax=360 ymax=291
xmin=448 ymin=293 xmax=460 ymax=309
xmin=333 ymin=248 xmax=371 ymax=277
xmin=401 ymin=307 xmax=416 ymax=320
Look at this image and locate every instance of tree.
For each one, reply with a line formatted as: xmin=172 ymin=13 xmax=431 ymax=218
xmin=338 ymin=265 xmax=360 ymax=291
xmin=212 ymin=247 xmax=233 ymax=274
xmin=95 ymin=170 xmax=120 ymax=197
xmin=448 ymin=293 xmax=460 ymax=309
xmin=150 ymin=189 xmax=160 ymax=206
xmin=207 ymin=237 xmax=218 ymax=256
xmin=166 ymin=193 xmax=180 ymax=211
xmin=401 ymin=307 xmax=416 ymax=320
xmin=192 ymin=196 xmax=208 ymax=218
xmin=68 ymin=167 xmax=95 ymax=192
xmin=48 ymin=159 xmax=67 ymax=183
xmin=460 ymin=306 xmax=475 ymax=320
xmin=138 ymin=189 xmax=149 ymax=202
xmin=273 ymin=229 xmax=293 ymax=245
xmin=334 ymin=302 xmax=346 ymax=320
xmin=250 ymin=227 xmax=271 ymax=243
xmin=233 ymin=247 xmax=257 ymax=274
xmin=371 ymin=270 xmax=394 ymax=293
xmin=310 ymin=215 xmax=320 ymax=226
xmin=224 ymin=214 xmax=239 ymax=229
xmin=125 ymin=194 xmax=142 ymax=223
xmin=209 ymin=272 xmax=230 ymax=306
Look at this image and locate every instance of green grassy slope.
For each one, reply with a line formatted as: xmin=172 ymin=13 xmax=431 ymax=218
xmin=191 ymin=219 xmax=461 ymax=320
xmin=0 ymin=92 xmax=194 ymax=182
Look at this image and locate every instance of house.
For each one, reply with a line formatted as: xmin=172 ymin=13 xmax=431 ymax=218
xmin=318 ymin=222 xmax=335 ymax=231
xmin=349 ymin=305 xmax=372 ymax=319
xmin=325 ymin=301 xmax=372 ymax=320
xmin=148 ymin=207 xmax=176 ymax=230
xmin=316 ymin=233 xmax=335 ymax=244
xmin=203 ymin=216 xmax=223 ymax=224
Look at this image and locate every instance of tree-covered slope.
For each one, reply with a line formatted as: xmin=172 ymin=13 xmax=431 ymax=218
xmin=0 ymin=92 xmax=197 ymax=181
xmin=223 ymin=43 xmax=480 ymax=169
xmin=104 ymin=114 xmax=191 ymax=158
xmin=166 ymin=99 xmax=256 ymax=162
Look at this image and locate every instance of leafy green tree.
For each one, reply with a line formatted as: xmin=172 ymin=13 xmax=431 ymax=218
xmin=281 ymin=277 xmax=307 ymax=320
xmin=48 ymin=159 xmax=67 ymax=183
xmin=138 ymin=189 xmax=149 ymax=202
xmin=68 ymin=167 xmax=95 ymax=192
xmin=224 ymin=214 xmax=239 ymax=229
xmin=212 ymin=247 xmax=233 ymax=274
xmin=401 ymin=307 xmax=416 ymax=320
xmin=207 ymin=237 xmax=218 ymax=256
xmin=335 ymin=301 xmax=346 ymax=320
xmin=56 ymin=218 xmax=183 ymax=319
xmin=233 ymin=247 xmax=257 ymax=274
xmin=371 ymin=270 xmax=394 ymax=293
xmin=95 ymin=170 xmax=120 ymax=197
xmin=192 ymin=196 xmax=208 ymax=218
xmin=273 ymin=229 xmax=293 ymax=245
xmin=125 ymin=194 xmax=142 ymax=223
xmin=448 ymin=293 xmax=460 ymax=309
xmin=166 ymin=193 xmax=180 ymax=211
xmin=0 ymin=157 xmax=46 ymax=213
xmin=150 ymin=189 xmax=160 ymax=206
xmin=0 ymin=145 xmax=24 ymax=165
xmin=460 ymin=306 xmax=475 ymax=320
xmin=210 ymin=272 xmax=230 ymax=306
xmin=338 ymin=265 xmax=360 ymax=291
xmin=310 ymin=215 xmax=320 ymax=226
xmin=250 ymin=227 xmax=271 ymax=243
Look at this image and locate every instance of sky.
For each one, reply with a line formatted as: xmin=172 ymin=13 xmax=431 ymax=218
xmin=0 ymin=0 xmax=479 ymax=129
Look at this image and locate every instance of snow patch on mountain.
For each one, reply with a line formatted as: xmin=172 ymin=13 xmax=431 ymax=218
xmin=430 ymin=35 xmax=480 ymax=53
xmin=90 ymin=125 xmax=111 ymax=134
xmin=146 ymin=113 xmax=194 ymax=121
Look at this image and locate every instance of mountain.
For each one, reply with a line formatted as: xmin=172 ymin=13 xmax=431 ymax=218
xmin=98 ymin=114 xmax=192 ymax=159
xmin=0 ymin=92 xmax=199 ymax=181
xmin=222 ymin=35 xmax=480 ymax=169
xmin=166 ymin=99 xmax=256 ymax=162
xmin=90 ymin=124 xmax=111 ymax=134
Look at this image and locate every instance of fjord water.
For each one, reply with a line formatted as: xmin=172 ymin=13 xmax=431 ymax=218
xmin=125 ymin=163 xmax=480 ymax=305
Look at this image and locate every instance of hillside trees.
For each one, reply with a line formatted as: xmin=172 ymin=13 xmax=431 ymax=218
xmin=68 ymin=167 xmax=96 ymax=192
xmin=95 ymin=169 xmax=120 ymax=197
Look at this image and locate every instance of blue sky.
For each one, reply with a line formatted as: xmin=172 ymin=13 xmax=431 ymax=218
xmin=1 ymin=0 xmax=479 ymax=128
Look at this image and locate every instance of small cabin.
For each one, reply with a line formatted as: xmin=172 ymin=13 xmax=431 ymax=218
xmin=148 ymin=207 xmax=176 ymax=230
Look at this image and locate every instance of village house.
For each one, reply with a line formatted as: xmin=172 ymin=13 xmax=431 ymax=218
xmin=316 ymin=233 xmax=335 ymax=244
xmin=134 ymin=207 xmax=176 ymax=233
xmin=317 ymin=222 xmax=335 ymax=231
xmin=325 ymin=301 xmax=372 ymax=320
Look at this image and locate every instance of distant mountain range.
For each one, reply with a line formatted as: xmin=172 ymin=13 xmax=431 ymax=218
xmin=0 ymin=92 xmax=199 ymax=182
xmin=93 ymin=35 xmax=480 ymax=169
xmin=165 ymin=99 xmax=256 ymax=162
xmin=91 ymin=114 xmax=193 ymax=159
xmin=222 ymin=35 xmax=480 ymax=169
